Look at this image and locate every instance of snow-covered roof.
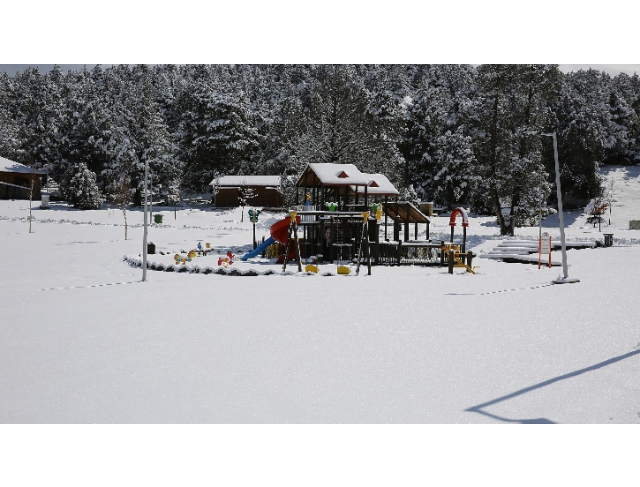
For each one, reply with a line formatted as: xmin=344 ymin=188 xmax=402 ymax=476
xmin=297 ymin=163 xmax=370 ymax=187
xmin=351 ymin=173 xmax=399 ymax=196
xmin=209 ymin=175 xmax=281 ymax=187
xmin=0 ymin=156 xmax=47 ymax=175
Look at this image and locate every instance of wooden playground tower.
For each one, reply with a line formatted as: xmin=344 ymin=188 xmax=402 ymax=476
xmin=274 ymin=163 xmax=476 ymax=273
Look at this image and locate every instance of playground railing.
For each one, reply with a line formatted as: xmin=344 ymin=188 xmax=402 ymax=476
xmin=378 ymin=241 xmax=445 ymax=266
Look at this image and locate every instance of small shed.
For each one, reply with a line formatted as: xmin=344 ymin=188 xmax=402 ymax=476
xmin=0 ymin=157 xmax=47 ymax=200
xmin=210 ymin=175 xmax=282 ymax=208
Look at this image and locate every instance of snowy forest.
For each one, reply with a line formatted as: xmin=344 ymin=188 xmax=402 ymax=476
xmin=1 ymin=64 xmax=639 ymax=235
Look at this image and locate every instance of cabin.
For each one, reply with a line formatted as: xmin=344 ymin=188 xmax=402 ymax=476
xmin=0 ymin=157 xmax=47 ymax=200
xmin=210 ymin=175 xmax=282 ymax=208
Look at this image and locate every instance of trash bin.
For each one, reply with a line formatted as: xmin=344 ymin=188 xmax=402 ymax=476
xmin=40 ymin=194 xmax=50 ymax=209
xmin=154 ymin=214 xmax=163 ymax=224
xmin=148 ymin=242 xmax=156 ymax=254
xmin=604 ymin=233 xmax=613 ymax=247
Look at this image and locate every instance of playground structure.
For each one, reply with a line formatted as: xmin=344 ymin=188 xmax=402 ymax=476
xmin=237 ymin=163 xmax=476 ymax=274
xmin=241 ymin=204 xmax=476 ymax=275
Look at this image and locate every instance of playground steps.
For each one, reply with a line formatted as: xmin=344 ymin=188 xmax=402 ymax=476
xmin=490 ymin=247 xmax=538 ymax=254
xmin=480 ymin=240 xmax=560 ymax=266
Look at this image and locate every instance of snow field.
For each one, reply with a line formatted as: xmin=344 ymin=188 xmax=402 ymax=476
xmin=1 ymin=165 xmax=640 ymax=425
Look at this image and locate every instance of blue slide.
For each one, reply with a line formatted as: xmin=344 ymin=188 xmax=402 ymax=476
xmin=241 ymin=236 xmax=276 ymax=261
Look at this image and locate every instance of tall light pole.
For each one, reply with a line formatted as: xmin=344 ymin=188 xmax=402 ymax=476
xmin=539 ymin=131 xmax=579 ymax=283
xmin=142 ymin=159 xmax=149 ymax=282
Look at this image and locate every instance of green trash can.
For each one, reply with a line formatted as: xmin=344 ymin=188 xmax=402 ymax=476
xmin=154 ymin=214 xmax=163 ymax=224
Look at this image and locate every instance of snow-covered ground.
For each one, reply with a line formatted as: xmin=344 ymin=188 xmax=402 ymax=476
xmin=1 ymin=166 xmax=640 ymax=425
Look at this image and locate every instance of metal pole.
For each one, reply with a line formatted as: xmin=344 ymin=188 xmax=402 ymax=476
xmin=538 ymin=171 xmax=543 ymax=241
xmin=142 ymin=159 xmax=149 ymax=282
xmin=149 ymin=172 xmax=153 ymax=222
xmin=29 ymin=176 xmax=34 ymax=233
xmin=548 ymin=132 xmax=569 ymax=280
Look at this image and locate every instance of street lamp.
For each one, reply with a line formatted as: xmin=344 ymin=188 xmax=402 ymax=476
xmin=527 ymin=131 xmax=579 ymax=284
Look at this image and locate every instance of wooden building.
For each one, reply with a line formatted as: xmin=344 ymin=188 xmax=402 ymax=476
xmin=296 ymin=163 xmax=376 ymax=210
xmin=0 ymin=156 xmax=47 ymax=200
xmin=209 ymin=175 xmax=282 ymax=208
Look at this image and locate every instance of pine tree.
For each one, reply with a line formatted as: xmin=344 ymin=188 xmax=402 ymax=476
xmin=177 ymin=66 xmax=258 ymax=194
xmin=102 ymin=65 xmax=180 ymax=205
xmin=604 ymin=87 xmax=638 ymax=165
xmin=0 ymin=72 xmax=21 ymax=160
xmin=555 ymin=69 xmax=608 ymax=206
xmin=472 ymin=64 xmax=560 ymax=234
xmin=59 ymin=161 xmax=104 ymax=210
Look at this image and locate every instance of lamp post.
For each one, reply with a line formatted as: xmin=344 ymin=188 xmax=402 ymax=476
xmin=142 ymin=159 xmax=149 ymax=282
xmin=526 ymin=131 xmax=578 ymax=283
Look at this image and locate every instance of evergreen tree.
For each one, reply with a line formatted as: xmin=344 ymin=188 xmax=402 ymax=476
xmin=472 ymin=64 xmax=560 ymax=234
xmin=554 ymin=69 xmax=609 ymax=206
xmin=177 ymin=66 xmax=258 ymax=194
xmin=102 ymin=65 xmax=180 ymax=205
xmin=59 ymin=161 xmax=104 ymax=210
xmin=604 ymin=85 xmax=638 ymax=165
xmin=0 ymin=72 xmax=21 ymax=160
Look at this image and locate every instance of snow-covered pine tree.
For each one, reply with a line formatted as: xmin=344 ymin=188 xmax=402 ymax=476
xmin=278 ymin=173 xmax=297 ymax=209
xmin=431 ymin=128 xmax=478 ymax=209
xmin=177 ymin=66 xmax=258 ymax=195
xmin=472 ymin=64 xmax=560 ymax=234
xmin=0 ymin=72 xmax=21 ymax=160
xmin=59 ymin=161 xmax=104 ymax=210
xmin=293 ymin=64 xmax=403 ymax=181
xmin=604 ymin=84 xmax=638 ymax=165
xmin=401 ymin=79 xmax=449 ymax=204
xmin=9 ymin=66 xmax=66 ymax=174
xmin=101 ymin=65 xmax=180 ymax=205
xmin=555 ymin=69 xmax=608 ymax=206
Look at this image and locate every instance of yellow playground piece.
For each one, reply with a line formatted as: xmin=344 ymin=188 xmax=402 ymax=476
xmin=444 ymin=245 xmax=478 ymax=274
xmin=305 ymin=264 xmax=319 ymax=273
xmin=337 ymin=265 xmax=351 ymax=275
xmin=453 ymin=254 xmax=477 ymax=274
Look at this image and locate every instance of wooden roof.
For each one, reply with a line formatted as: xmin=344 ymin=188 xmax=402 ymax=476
xmin=0 ymin=156 xmax=47 ymax=175
xmin=296 ymin=163 xmax=370 ymax=188
xmin=210 ymin=175 xmax=281 ymax=187
xmin=383 ymin=201 xmax=430 ymax=224
xmin=349 ymin=173 xmax=399 ymax=196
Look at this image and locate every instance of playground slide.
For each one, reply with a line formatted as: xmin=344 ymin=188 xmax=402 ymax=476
xmin=269 ymin=215 xmax=300 ymax=244
xmin=241 ymin=216 xmax=302 ymax=261
xmin=241 ymin=236 xmax=275 ymax=261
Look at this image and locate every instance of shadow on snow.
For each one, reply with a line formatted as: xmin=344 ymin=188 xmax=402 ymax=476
xmin=465 ymin=349 xmax=640 ymax=424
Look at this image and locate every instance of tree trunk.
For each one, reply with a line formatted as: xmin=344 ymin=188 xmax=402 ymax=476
xmin=492 ymin=187 xmax=509 ymax=235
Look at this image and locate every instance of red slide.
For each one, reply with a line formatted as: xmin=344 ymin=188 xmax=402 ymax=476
xmin=270 ymin=215 xmax=301 ymax=245
xmin=270 ymin=216 xmax=303 ymax=263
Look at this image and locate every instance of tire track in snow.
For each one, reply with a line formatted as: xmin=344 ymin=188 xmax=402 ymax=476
xmin=41 ymin=281 xmax=141 ymax=291
xmin=445 ymin=282 xmax=555 ymax=296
